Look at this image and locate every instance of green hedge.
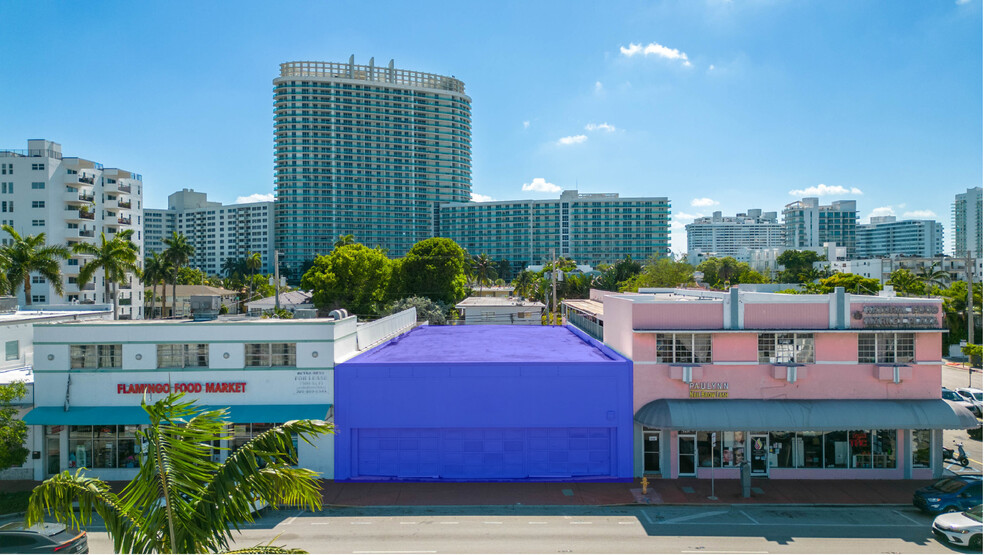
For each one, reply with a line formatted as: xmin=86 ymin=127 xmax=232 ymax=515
xmin=0 ymin=491 xmax=31 ymax=515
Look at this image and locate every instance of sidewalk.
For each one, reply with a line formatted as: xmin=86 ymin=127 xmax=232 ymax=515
xmin=318 ymin=478 xmax=922 ymax=507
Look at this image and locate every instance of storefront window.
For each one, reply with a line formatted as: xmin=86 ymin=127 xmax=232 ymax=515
xmin=118 ymin=425 xmax=141 ymax=468
xmin=68 ymin=426 xmax=93 ymax=469
xmin=849 ymin=430 xmax=871 ymax=468
xmin=872 ymin=430 xmax=896 ymax=469
xmin=800 ymin=432 xmax=823 ymax=468
xmin=912 ymin=430 xmax=931 ymax=468
xmin=769 ymin=432 xmax=794 ymax=468
xmin=721 ymin=431 xmax=745 ymax=467
xmin=697 ymin=432 xmax=721 ymax=467
xmin=642 ymin=427 xmax=661 ymax=473
xmin=824 ymin=431 xmax=848 ymax=468
xmin=93 ymin=425 xmax=117 ymax=468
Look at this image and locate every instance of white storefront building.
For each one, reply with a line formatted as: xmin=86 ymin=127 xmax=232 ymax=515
xmin=22 ymin=311 xmax=415 ymax=481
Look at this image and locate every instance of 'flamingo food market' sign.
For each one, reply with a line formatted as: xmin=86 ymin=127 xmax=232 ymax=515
xmin=117 ymin=382 xmax=247 ymax=394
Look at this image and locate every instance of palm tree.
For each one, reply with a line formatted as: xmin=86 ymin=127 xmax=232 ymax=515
xmin=0 ymin=248 xmax=10 ymax=295
xmin=26 ymin=393 xmax=331 ymax=554
xmin=142 ymin=252 xmax=168 ymax=319
xmin=512 ymin=270 xmax=536 ymax=300
xmin=333 ymin=234 xmax=356 ymax=249
xmin=887 ymin=268 xmax=920 ymax=297
xmin=73 ymin=230 xmax=141 ymax=320
xmin=162 ymin=232 xmax=194 ymax=318
xmin=244 ymin=251 xmax=263 ymax=305
xmin=917 ymin=261 xmax=948 ymax=292
xmin=470 ymin=254 xmax=497 ymax=294
xmin=0 ymin=225 xmax=71 ymax=306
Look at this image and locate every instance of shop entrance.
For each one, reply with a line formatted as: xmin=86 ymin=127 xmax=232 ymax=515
xmin=750 ymin=434 xmax=769 ymax=476
xmin=642 ymin=428 xmax=661 ymax=475
xmin=678 ymin=433 xmax=697 ymax=476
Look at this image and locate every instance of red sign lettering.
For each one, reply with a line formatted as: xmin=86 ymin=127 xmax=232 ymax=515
xmin=117 ymin=382 xmax=245 ymax=394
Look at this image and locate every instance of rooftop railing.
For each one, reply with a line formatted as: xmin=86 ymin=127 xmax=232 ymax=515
xmin=0 ymin=148 xmax=62 ymax=159
xmin=279 ymin=61 xmax=465 ymax=94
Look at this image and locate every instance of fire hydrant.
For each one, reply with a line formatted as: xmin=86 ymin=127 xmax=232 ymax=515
xmin=641 ymin=476 xmax=649 ymax=495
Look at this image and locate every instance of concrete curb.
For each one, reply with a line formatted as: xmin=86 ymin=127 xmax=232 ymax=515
xmin=318 ymin=502 xmax=914 ymax=510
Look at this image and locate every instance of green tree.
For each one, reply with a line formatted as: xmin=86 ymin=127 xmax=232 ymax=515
xmin=887 ymin=269 xmax=924 ymax=297
xmin=26 ymin=394 xmax=330 ymax=554
xmin=163 ymin=232 xmax=195 ymax=318
xmin=72 ymin=230 xmax=141 ymax=320
xmin=962 ymin=343 xmax=982 ymax=367
xmin=469 ymin=254 xmax=497 ymax=294
xmin=244 ymin=252 xmax=263 ymax=304
xmin=804 ymin=273 xmax=882 ymax=294
xmin=592 ymin=256 xmax=643 ymax=291
xmin=0 ymin=382 xmax=28 ymax=473
xmin=143 ymin=252 xmax=169 ymax=320
xmin=512 ymin=270 xmax=537 ymax=300
xmin=495 ymin=259 xmax=513 ymax=282
xmin=935 ymin=281 xmax=983 ymax=347
xmin=383 ymin=296 xmax=449 ymax=325
xmin=0 ymin=225 xmax=71 ymax=305
xmin=176 ymin=267 xmax=209 ymax=286
xmin=620 ymin=257 xmax=695 ymax=291
xmin=333 ymin=234 xmax=356 ymax=249
xmin=776 ymin=250 xmax=826 ymax=283
xmin=395 ymin=238 xmax=467 ymax=304
xmin=917 ymin=261 xmax=949 ymax=291
xmin=301 ymin=244 xmax=391 ymax=316
xmin=0 ymin=248 xmax=10 ymax=295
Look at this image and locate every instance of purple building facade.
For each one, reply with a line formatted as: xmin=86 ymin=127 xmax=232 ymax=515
xmin=334 ymin=325 xmax=633 ymax=481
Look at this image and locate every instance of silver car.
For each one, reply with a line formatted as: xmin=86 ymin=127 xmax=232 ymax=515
xmin=932 ymin=504 xmax=982 ymax=549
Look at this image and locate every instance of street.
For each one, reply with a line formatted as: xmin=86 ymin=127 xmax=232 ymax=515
xmin=80 ymin=504 xmax=977 ymax=554
xmin=942 ymin=363 xmax=982 ymax=474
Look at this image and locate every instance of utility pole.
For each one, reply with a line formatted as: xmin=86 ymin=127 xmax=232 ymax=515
xmin=551 ymin=248 xmax=558 ymax=325
xmin=967 ymin=251 xmax=975 ymax=386
xmin=274 ymin=250 xmax=281 ymax=313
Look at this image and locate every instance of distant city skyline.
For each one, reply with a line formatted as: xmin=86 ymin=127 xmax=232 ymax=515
xmin=0 ymin=1 xmax=979 ymax=255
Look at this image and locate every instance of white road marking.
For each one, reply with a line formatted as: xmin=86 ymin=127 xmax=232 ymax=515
xmin=483 ymin=521 xmax=502 ymax=525
xmin=618 ymin=521 xmax=636 ymax=525
xmin=399 ymin=521 xmax=418 ymax=525
xmin=738 ymin=509 xmax=759 ymax=524
xmin=682 ymin=551 xmax=768 ymax=554
xmin=570 ymin=521 xmax=593 ymax=525
xmin=893 ymin=509 xmax=923 ymax=525
xmin=281 ymin=509 xmax=303 ymax=527
xmin=353 ymin=552 xmax=437 ymax=554
xmin=660 ymin=509 xmax=731 ymax=524
xmin=528 ymin=521 xmax=548 ymax=525
xmin=438 ymin=521 xmax=459 ymax=525
xmin=350 ymin=522 xmax=373 ymax=525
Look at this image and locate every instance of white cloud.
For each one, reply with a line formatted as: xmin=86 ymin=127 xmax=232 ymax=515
xmin=956 ymin=0 xmax=971 ymax=5
xmin=620 ymin=41 xmax=692 ymax=67
xmin=691 ymin=197 xmax=719 ymax=207
xmin=594 ymin=81 xmax=603 ymax=93
xmin=521 ymin=178 xmax=563 ymax=194
xmin=584 ymin=122 xmax=616 ymax=133
xmin=522 ymin=120 xmax=530 ymax=129
xmin=557 ymin=134 xmax=588 ymax=146
xmin=471 ymin=192 xmax=495 ymax=202
xmin=866 ymin=206 xmax=896 ymax=222
xmin=902 ymin=209 xmax=938 ymax=219
xmin=788 ymin=184 xmax=863 ymax=196
xmin=234 ymin=193 xmax=274 ymax=204
xmin=708 ymin=64 xmax=715 ymax=71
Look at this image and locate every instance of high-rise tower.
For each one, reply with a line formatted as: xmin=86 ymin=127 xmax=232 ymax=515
xmin=273 ymin=57 xmax=472 ymax=274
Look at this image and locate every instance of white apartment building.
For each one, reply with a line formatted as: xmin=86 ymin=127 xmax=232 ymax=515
xmin=145 ymin=189 xmax=274 ymax=274
xmin=0 ymin=140 xmax=144 ymax=318
xmin=783 ymin=198 xmax=858 ymax=257
xmin=856 ymin=216 xmax=944 ymax=259
xmin=952 ymin=187 xmax=982 ymax=258
xmin=686 ymin=209 xmax=783 ymax=263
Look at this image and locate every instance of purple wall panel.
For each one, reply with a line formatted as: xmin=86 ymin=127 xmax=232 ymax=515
xmin=335 ymin=326 xmax=633 ymax=481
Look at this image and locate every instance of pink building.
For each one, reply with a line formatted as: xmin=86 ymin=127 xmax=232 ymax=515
xmin=566 ymin=287 xmax=976 ymax=481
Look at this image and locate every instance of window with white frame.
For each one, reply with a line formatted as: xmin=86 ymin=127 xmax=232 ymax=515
xmin=70 ymin=344 xmax=122 ymax=369
xmin=858 ymin=333 xmax=914 ymax=364
xmin=156 ymin=344 xmax=209 ymax=368
xmin=245 ymin=343 xmax=296 ymax=367
xmin=758 ymin=333 xmax=815 ymax=364
xmin=655 ymin=333 xmax=712 ymax=364
xmin=5 ymin=340 xmax=18 ymax=361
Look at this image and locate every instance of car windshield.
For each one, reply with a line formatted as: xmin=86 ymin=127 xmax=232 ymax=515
xmin=965 ymin=505 xmax=983 ymax=523
xmin=942 ymin=390 xmax=960 ymax=401
xmin=932 ymin=478 xmax=968 ymax=493
xmin=972 ymin=392 xmax=983 ymax=402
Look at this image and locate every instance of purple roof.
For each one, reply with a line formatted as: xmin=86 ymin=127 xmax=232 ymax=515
xmin=346 ymin=325 xmax=622 ymax=364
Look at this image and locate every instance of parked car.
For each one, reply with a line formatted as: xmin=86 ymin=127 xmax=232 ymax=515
xmin=932 ymin=504 xmax=982 ymax=549
xmin=0 ymin=522 xmax=88 ymax=554
xmin=942 ymin=387 xmax=977 ymax=415
xmin=969 ymin=423 xmax=983 ymax=440
xmin=914 ymin=475 xmax=983 ymax=515
xmin=956 ymin=388 xmax=984 ymax=417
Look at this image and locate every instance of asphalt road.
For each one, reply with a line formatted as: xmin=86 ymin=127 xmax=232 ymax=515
xmin=941 ymin=364 xmax=982 ymax=474
xmin=80 ymin=505 xmax=978 ymax=554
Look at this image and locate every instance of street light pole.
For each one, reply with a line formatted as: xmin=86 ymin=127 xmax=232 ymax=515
xmin=274 ymin=250 xmax=281 ymax=313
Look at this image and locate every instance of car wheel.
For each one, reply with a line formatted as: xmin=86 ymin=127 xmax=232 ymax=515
xmin=970 ymin=534 xmax=981 ymax=549
xmin=943 ymin=506 xmax=960 ymax=513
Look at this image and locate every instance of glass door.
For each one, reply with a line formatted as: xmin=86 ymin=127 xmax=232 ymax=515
xmin=643 ymin=428 xmax=661 ymax=474
xmin=750 ymin=434 xmax=769 ymax=476
xmin=678 ymin=433 xmax=697 ymax=476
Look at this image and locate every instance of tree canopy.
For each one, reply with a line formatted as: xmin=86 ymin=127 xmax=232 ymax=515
xmin=0 ymin=382 xmax=28 ymax=473
xmin=383 ymin=296 xmax=449 ymax=325
xmin=776 ymin=250 xmax=826 ymax=283
xmin=696 ymin=257 xmax=768 ymax=288
xmin=591 ymin=256 xmax=642 ymax=292
xmin=394 ymin=238 xmax=467 ymax=305
xmin=619 ymin=256 xmax=695 ymax=291
xmin=300 ymin=244 xmax=392 ymax=316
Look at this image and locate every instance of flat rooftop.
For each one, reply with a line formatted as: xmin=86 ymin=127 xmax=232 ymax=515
xmin=345 ymin=325 xmax=622 ymax=364
xmin=455 ymin=297 xmax=545 ymax=308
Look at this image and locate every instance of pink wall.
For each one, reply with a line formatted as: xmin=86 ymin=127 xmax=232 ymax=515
xmin=712 ymin=333 xmax=758 ymax=362
xmin=603 ymin=297 xmax=636 ymax=358
xmin=632 ymin=303 xmax=723 ymax=330
xmin=815 ymin=333 xmax=857 ymax=362
xmin=916 ymin=333 xmax=941 ymax=361
xmin=743 ymin=303 xmax=828 ymax=329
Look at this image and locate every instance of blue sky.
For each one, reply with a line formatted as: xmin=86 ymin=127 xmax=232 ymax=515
xmin=0 ymin=1 xmax=980 ymax=254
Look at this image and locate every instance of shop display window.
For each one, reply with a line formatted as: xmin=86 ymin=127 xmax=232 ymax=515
xmin=117 ymin=425 xmax=141 ymax=468
xmin=912 ymin=429 xmax=931 ymax=468
xmin=800 ymin=432 xmax=823 ymax=468
xmin=848 ymin=430 xmax=871 ymax=468
xmin=824 ymin=431 xmax=848 ymax=468
xmin=696 ymin=431 xmax=722 ymax=467
xmin=768 ymin=432 xmax=794 ymax=468
xmin=872 ymin=429 xmax=897 ymax=469
xmin=68 ymin=425 xmax=93 ymax=469
xmin=720 ymin=431 xmax=745 ymax=467
xmin=66 ymin=425 xmax=142 ymax=469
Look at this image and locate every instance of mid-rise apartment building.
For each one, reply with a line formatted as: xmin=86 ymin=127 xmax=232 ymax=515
xmin=0 ymin=140 xmax=144 ymax=318
xmin=952 ymin=186 xmax=982 ymax=258
xmin=273 ymin=57 xmax=472 ymax=274
xmin=439 ymin=190 xmax=670 ymax=271
xmin=856 ymin=216 xmax=943 ymax=259
xmin=685 ymin=209 xmax=783 ymax=263
xmin=144 ymin=189 xmax=274 ymax=274
xmin=783 ymin=197 xmax=858 ymax=257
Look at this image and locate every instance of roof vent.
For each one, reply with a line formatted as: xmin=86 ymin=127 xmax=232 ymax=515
xmin=190 ymin=295 xmax=220 ymax=321
xmin=0 ymin=296 xmax=17 ymax=314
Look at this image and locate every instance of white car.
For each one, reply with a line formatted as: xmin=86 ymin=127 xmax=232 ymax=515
xmin=942 ymin=388 xmax=978 ymax=415
xmin=932 ymin=504 xmax=982 ymax=549
xmin=956 ymin=388 xmax=983 ymax=417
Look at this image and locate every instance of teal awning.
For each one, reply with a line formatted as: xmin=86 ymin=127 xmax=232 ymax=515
xmin=635 ymin=399 xmax=977 ymax=431
xmin=23 ymin=404 xmax=332 ymax=426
